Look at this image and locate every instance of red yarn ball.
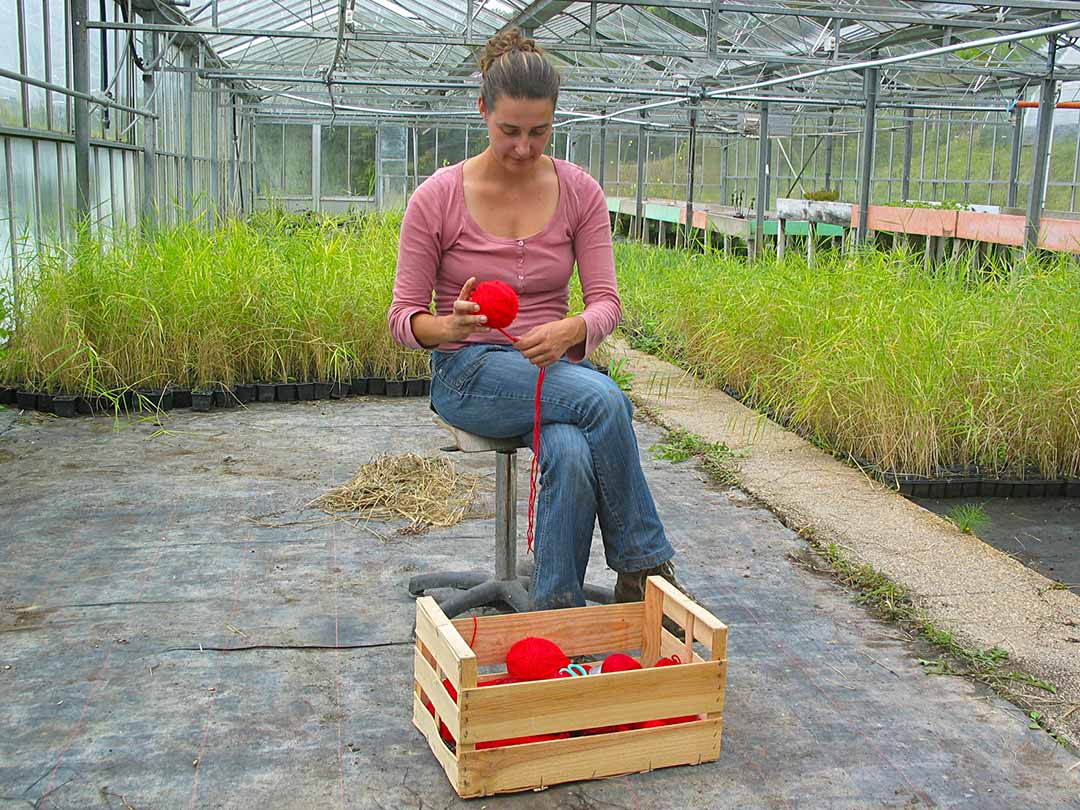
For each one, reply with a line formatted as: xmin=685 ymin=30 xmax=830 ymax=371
xmin=506 ymin=637 xmax=569 ymax=681
xmin=654 ymin=655 xmax=683 ymax=667
xmin=597 ymin=653 xmax=642 ymax=674
xmin=471 ymin=280 xmax=519 ymax=330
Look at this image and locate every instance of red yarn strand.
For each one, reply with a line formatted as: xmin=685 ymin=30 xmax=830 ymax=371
xmin=470 ymin=281 xmax=543 ymax=556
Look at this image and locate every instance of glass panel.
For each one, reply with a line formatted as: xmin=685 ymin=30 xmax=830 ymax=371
xmin=0 ymin=0 xmax=23 ymax=126
xmin=320 ymin=124 xmax=349 ymax=196
xmin=37 ymin=140 xmax=61 ymax=241
xmin=11 ymin=138 xmax=38 ymax=252
xmin=94 ymin=147 xmax=113 ymax=232
xmin=111 ymin=149 xmax=125 ymax=227
xmin=47 ymin=0 xmax=67 ymax=132
xmin=378 ymin=124 xmax=407 ymax=208
xmin=88 ymin=0 xmax=102 ymax=138
xmin=0 ymin=138 xmax=13 ymax=316
xmin=436 ymin=127 xmax=466 ymax=169
xmin=282 ymin=124 xmax=311 ymax=197
xmin=23 ymin=0 xmax=47 ymax=129
xmin=60 ymin=142 xmax=75 ymax=236
xmin=255 ymin=123 xmax=283 ymax=197
xmin=349 ymin=126 xmax=375 ymax=197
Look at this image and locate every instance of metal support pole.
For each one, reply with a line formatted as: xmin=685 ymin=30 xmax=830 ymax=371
xmin=1025 ymin=51 xmax=1059 ymax=251
xmin=312 ymin=122 xmax=322 ymax=212
xmin=635 ymin=116 xmax=646 ymax=241
xmin=857 ymin=66 xmax=879 ymax=244
xmin=494 ymin=450 xmax=517 ymax=582
xmin=184 ymin=55 xmax=194 ymax=219
xmin=142 ymin=23 xmax=158 ymax=228
xmin=754 ymin=101 xmax=769 ymax=258
xmin=71 ymin=0 xmax=91 ymax=223
xmin=901 ymin=108 xmax=914 ymax=202
xmin=598 ymin=113 xmax=606 ymax=189
xmin=719 ymin=139 xmax=728 ymax=205
xmin=823 ymin=111 xmax=834 ymax=191
xmin=210 ymin=80 xmax=219 ymax=220
xmin=683 ymin=106 xmax=698 ymax=249
xmin=1006 ymin=106 xmax=1024 ymax=209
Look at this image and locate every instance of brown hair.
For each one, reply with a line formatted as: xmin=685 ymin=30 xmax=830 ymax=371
xmin=479 ymin=29 xmax=560 ymax=111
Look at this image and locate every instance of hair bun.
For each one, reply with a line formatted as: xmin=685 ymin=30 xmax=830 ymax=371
xmin=480 ymin=28 xmax=544 ymax=77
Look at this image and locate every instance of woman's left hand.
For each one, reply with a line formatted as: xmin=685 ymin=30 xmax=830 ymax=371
xmin=515 ymin=317 xmax=586 ymax=368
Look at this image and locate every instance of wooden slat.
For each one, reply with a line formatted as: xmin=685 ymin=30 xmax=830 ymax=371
xmin=659 ymin=627 xmax=705 ymax=664
xmin=641 ymin=581 xmax=663 ymax=667
xmin=412 ymin=694 xmax=459 ymax=789
xmin=414 ymin=649 xmax=460 ymax=742
xmin=459 ymin=661 xmax=724 ymax=743
xmin=415 ymin=597 xmax=478 ymax=690
xmin=649 ymin=577 xmax=726 ymax=635
xmin=457 ymin=718 xmax=723 ymax=798
xmin=450 ymin=602 xmax=644 ymax=667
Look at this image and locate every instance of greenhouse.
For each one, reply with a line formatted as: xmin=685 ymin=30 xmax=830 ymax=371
xmin=1 ymin=0 xmax=1080 ymax=806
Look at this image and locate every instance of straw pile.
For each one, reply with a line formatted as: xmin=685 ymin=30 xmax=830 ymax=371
xmin=310 ymin=453 xmax=482 ymax=531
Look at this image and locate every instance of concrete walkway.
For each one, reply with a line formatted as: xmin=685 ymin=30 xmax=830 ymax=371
xmin=612 ymin=340 xmax=1080 ymax=752
xmin=1 ymin=395 xmax=1078 ymax=809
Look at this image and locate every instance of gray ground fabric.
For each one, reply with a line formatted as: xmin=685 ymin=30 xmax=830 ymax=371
xmin=1 ymin=398 xmax=1078 ymax=809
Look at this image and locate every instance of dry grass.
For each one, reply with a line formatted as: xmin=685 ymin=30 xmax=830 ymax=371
xmin=309 ymin=453 xmax=483 ymax=531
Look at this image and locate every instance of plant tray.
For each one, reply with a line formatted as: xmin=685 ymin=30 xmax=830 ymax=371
xmin=412 ymin=577 xmax=727 ymax=798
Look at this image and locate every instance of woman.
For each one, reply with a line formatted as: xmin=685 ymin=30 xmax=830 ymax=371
xmin=388 ymin=29 xmax=686 ymax=610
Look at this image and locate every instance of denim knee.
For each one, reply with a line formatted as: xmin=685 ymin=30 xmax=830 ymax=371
xmin=540 ymin=424 xmax=594 ymax=489
xmin=579 ymin=375 xmax=633 ymax=428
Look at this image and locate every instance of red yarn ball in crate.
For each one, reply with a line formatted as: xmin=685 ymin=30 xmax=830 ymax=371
xmin=506 ymin=637 xmax=569 ymax=681
xmin=596 ymin=653 xmax=641 ymax=674
xmin=471 ymin=280 xmax=519 ymax=330
xmin=654 ymin=654 xmax=682 ymax=667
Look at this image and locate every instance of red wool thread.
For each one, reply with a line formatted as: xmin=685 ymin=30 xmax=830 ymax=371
xmin=506 ymin=636 xmax=569 ymax=681
xmin=471 ymin=280 xmax=544 ymax=553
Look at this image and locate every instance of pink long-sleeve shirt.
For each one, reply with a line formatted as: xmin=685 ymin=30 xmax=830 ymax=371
xmin=388 ymin=157 xmax=621 ymax=362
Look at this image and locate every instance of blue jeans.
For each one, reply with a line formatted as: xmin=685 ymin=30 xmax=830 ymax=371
xmin=430 ymin=343 xmax=675 ymax=610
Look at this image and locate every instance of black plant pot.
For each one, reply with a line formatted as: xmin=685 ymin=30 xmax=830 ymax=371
xmin=171 ymin=388 xmax=193 ymax=409
xmin=367 ymin=377 xmax=386 ymax=396
xmin=53 ymin=395 xmax=78 ymax=418
xmin=256 ymin=383 xmax=277 ymax=403
xmin=0 ymin=387 xmax=15 ymax=405
xmin=385 ymin=380 xmax=406 ymax=397
xmin=15 ymin=390 xmax=36 ymax=410
xmin=213 ymin=388 xmax=236 ymax=409
xmin=137 ymin=388 xmax=173 ymax=411
xmin=331 ymin=381 xmax=350 ymax=399
xmin=405 ymin=378 xmax=425 ymax=397
xmin=313 ymin=381 xmax=332 ymax=400
xmin=277 ymin=383 xmax=297 ymax=402
xmin=296 ymin=382 xmax=315 ymax=401
xmin=76 ymin=396 xmax=93 ymax=415
xmin=1066 ymin=480 xmax=1080 ymax=498
xmin=349 ymin=377 xmax=368 ymax=396
xmin=421 ymin=377 xmax=431 ymax=396
xmin=36 ymin=393 xmax=54 ymax=414
xmin=191 ymin=390 xmax=215 ymax=412
xmin=234 ymin=384 xmax=256 ymax=404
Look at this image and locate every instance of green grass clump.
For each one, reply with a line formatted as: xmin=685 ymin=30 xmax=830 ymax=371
xmin=945 ymin=503 xmax=992 ymax=534
xmin=616 ymin=242 xmax=1080 ymax=480
xmin=1 ymin=211 xmax=429 ymax=397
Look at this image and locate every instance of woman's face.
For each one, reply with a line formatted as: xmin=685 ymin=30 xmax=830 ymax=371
xmin=479 ymin=94 xmax=555 ymax=173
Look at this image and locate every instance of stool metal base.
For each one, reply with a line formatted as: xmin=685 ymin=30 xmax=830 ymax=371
xmin=408 ymin=571 xmax=530 ymax=618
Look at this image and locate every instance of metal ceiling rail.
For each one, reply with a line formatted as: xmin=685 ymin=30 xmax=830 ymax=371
xmin=564 ymin=17 xmax=1080 ymax=125
xmin=0 ymin=66 xmax=159 ymax=119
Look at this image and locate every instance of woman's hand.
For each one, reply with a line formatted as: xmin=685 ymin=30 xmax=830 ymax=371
xmin=443 ymin=276 xmax=489 ymax=342
xmin=515 ymin=317 xmax=586 ymax=368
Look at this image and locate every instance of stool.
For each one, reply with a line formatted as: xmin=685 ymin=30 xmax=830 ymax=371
xmin=408 ymin=414 xmax=613 ymax=618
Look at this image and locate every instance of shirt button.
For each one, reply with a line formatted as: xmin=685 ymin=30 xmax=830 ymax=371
xmin=516 ymin=240 xmax=524 ymax=246
xmin=518 ymin=274 xmax=524 ymax=279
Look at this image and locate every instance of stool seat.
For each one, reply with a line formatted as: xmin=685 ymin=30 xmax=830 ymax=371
xmin=431 ymin=415 xmax=526 ymax=453
xmin=409 ymin=410 xmax=613 ymax=618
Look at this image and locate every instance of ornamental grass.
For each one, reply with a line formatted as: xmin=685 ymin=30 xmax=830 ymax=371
xmin=1 ymin=210 xmax=428 ymax=396
xmin=615 ymin=242 xmax=1080 ymax=480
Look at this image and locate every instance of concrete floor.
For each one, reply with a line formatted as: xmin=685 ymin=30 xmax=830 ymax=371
xmin=1 ymin=398 xmax=1078 ymax=809
xmin=914 ymin=497 xmax=1080 ymax=596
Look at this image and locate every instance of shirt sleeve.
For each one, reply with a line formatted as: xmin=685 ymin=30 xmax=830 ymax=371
xmin=568 ymin=172 xmax=622 ymax=363
xmin=387 ymin=179 xmax=444 ymax=350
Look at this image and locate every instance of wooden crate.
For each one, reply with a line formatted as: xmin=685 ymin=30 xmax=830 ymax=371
xmin=412 ymin=576 xmax=728 ymax=798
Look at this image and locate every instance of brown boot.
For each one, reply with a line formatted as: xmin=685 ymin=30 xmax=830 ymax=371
xmin=614 ymin=559 xmax=697 ymax=604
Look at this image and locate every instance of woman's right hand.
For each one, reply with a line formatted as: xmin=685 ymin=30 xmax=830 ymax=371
xmin=442 ymin=276 xmax=488 ymax=342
